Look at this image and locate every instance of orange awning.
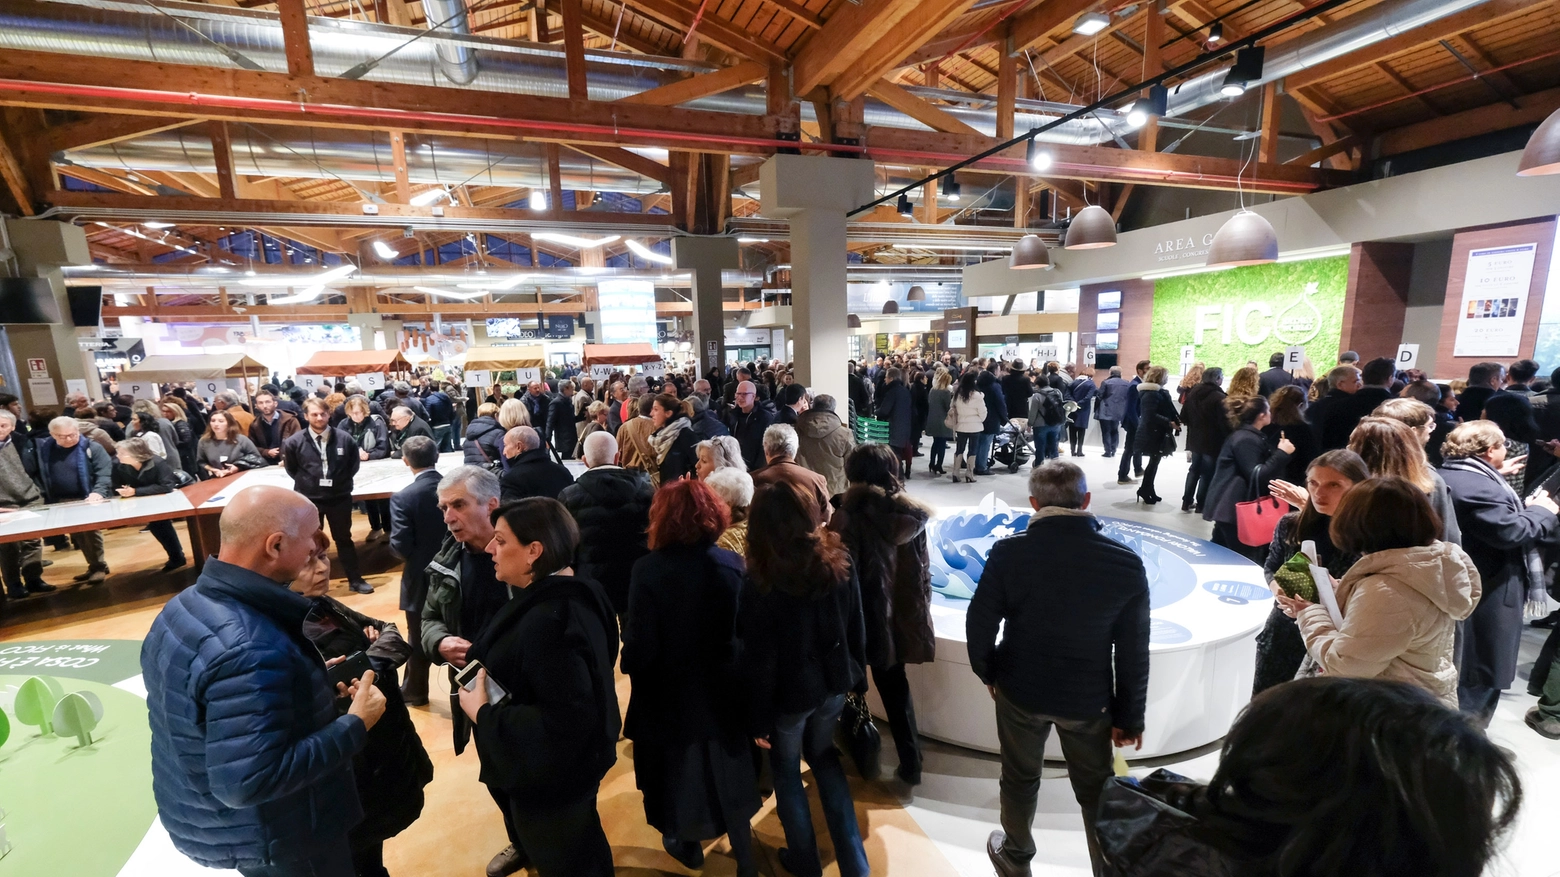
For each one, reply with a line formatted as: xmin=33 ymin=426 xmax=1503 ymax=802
xmin=581 ymin=343 xmax=662 ymax=367
xmin=295 ymin=349 xmax=412 ymax=375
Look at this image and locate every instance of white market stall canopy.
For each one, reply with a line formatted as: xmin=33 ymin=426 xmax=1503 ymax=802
xmin=120 ymin=353 xmax=270 ymax=383
xmin=461 ymin=346 xmax=546 ymax=371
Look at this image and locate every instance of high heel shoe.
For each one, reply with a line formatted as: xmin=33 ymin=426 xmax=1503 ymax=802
xmin=1137 ymin=490 xmax=1162 ymax=505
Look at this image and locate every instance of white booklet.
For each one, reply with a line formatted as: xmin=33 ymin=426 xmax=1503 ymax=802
xmin=1301 ymin=540 xmax=1345 ymax=629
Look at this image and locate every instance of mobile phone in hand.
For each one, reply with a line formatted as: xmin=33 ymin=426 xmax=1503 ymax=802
xmin=328 ymin=651 xmax=373 ymax=691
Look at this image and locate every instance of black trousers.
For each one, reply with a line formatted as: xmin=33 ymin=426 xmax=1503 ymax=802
xmin=402 ymin=609 xmax=430 ymax=700
xmin=365 ymin=498 xmax=390 ymax=532
xmin=1182 ymin=453 xmax=1217 ymax=509
xmin=349 ymin=841 xmax=389 ymax=877
xmin=872 ymin=663 xmax=921 ymax=777
xmin=488 ymin=786 xmax=613 ymax=877
xmin=1117 ymin=423 xmax=1143 ymax=480
xmin=1139 ymin=451 xmax=1164 ymax=497
xmin=148 ymin=519 xmax=187 ymax=563
xmin=314 ymin=497 xmax=363 ymax=580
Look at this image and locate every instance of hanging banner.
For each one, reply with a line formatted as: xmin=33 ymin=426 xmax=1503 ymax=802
xmin=640 ymin=361 xmax=666 ymax=377
xmin=1453 ymin=243 xmax=1538 ymax=357
xmin=297 ymin=374 xmax=329 ymax=393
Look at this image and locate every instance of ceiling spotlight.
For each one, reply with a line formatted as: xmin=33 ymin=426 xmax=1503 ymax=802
xmin=907 ymin=285 xmax=926 ymax=301
xmin=529 ymin=191 xmax=547 ymax=211
xmin=944 ymin=178 xmax=962 ymax=202
xmin=1208 ymin=21 xmax=1223 ymax=43
xmin=238 ymin=263 xmax=357 ymax=286
xmin=1009 ymin=234 xmax=1051 ymax=269
xmin=1027 ymin=139 xmax=1053 ymax=171
xmin=897 ymin=193 xmax=915 ymax=217
xmin=1072 ymin=11 xmax=1110 ymax=35
xmin=372 ymin=240 xmax=398 ymax=259
xmin=1221 ymin=46 xmax=1265 ymax=97
xmin=737 ymin=237 xmax=770 ymax=243
xmin=269 ymin=284 xmax=326 ymax=305
xmin=1127 ymin=84 xmax=1169 ymax=128
xmin=1127 ymin=104 xmax=1148 ymax=128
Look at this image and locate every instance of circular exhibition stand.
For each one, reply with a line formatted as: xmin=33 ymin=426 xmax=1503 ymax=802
xmin=867 ymin=496 xmax=1273 ymax=760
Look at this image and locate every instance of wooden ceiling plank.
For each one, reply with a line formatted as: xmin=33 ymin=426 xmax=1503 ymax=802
xmin=41 ymin=115 xmax=200 ymax=155
xmin=617 ymin=59 xmax=768 ymax=105
xmin=561 ymin=0 xmax=590 ymax=98
xmin=1285 ymin=0 xmax=1550 ymax=90
xmin=622 ymin=0 xmax=787 ymax=62
xmin=576 ymin=3 xmax=670 ymax=55
xmin=1376 ymin=82 xmax=1560 ymax=156
xmin=759 ymin=0 xmax=823 ymax=29
xmin=828 ymin=0 xmax=984 ymax=100
xmin=791 ymin=0 xmax=930 ymax=96
xmin=55 ymin=165 xmax=157 ymax=196
xmin=209 ymin=120 xmax=237 ymax=200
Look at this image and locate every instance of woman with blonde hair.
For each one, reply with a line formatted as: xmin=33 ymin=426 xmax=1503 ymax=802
xmin=1439 ymin=420 xmax=1560 ymax=725
xmin=1226 ymin=365 xmax=1260 ymax=400
xmin=1347 ymin=416 xmax=1460 ymax=545
xmin=573 ymin=401 xmax=609 ymax=459
xmin=923 ymin=369 xmax=955 ymax=477
xmin=695 ymin=435 xmax=744 ymax=481
xmin=1177 ymin=362 xmax=1205 ymax=406
xmin=498 ymin=397 xmax=531 ymax=431
xmin=159 ymin=395 xmax=200 ymax=480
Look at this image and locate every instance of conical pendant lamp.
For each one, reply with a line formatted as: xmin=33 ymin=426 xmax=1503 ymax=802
xmin=1518 ymin=107 xmax=1560 ymax=176
xmin=1010 ymin=234 xmax=1051 ymax=269
xmin=1064 ymin=205 xmax=1117 ymax=249
xmin=848 ymin=314 xmax=862 ymax=328
xmin=907 ymin=285 xmax=927 ymax=301
xmin=1206 ymin=210 xmax=1278 ymax=267
xmin=882 ymin=300 xmax=900 ymax=314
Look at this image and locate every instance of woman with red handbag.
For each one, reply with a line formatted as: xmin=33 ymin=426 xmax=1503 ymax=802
xmin=1202 ymin=394 xmax=1294 ymax=561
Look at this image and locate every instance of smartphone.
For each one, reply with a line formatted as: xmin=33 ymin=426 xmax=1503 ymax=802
xmin=454 ymin=659 xmax=486 ymax=691
xmin=328 ymin=651 xmax=373 ymax=691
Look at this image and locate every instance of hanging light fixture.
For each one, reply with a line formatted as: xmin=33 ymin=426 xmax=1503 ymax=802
xmin=897 ymin=193 xmax=915 ymax=217
xmin=848 ymin=314 xmax=862 ymax=328
xmin=1126 ymin=84 xmax=1169 ymax=128
xmin=1517 ymin=108 xmax=1560 ymax=176
xmin=1065 ymin=205 xmax=1118 ymax=249
xmin=1221 ymin=46 xmax=1265 ymax=97
xmin=907 ymin=285 xmax=927 ymax=301
xmin=944 ymin=177 xmax=962 ymax=202
xmin=1208 ymin=21 xmax=1224 ymax=43
xmin=1010 ymin=234 xmax=1052 ymax=269
xmin=882 ymin=300 xmax=900 ymax=314
xmin=1027 ymin=139 xmax=1053 ymax=171
xmin=1072 ymin=11 xmax=1110 ymax=34
xmin=1206 ymin=211 xmax=1278 ymax=266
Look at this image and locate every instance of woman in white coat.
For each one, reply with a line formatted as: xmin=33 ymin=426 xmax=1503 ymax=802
xmin=948 ymin=370 xmax=987 ymax=484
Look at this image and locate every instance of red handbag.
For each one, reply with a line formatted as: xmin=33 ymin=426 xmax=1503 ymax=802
xmin=1235 ymin=465 xmax=1285 ymax=547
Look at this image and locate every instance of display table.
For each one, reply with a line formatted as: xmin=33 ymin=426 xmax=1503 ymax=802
xmin=192 ymin=451 xmax=469 ymax=509
xmin=0 ymin=494 xmax=196 ymax=543
xmin=866 ymin=496 xmax=1274 ymax=760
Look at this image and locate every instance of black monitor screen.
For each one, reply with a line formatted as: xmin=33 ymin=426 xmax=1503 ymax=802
xmin=67 ymin=286 xmax=102 ymax=328
xmin=0 ymin=277 xmax=63 ymax=324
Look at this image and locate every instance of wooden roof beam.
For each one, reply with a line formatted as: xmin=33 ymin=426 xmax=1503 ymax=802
xmin=563 ymin=143 xmax=672 ymax=185
xmin=1376 ymin=84 xmax=1560 ymax=157
xmin=828 ymin=0 xmax=984 ymax=101
xmin=40 ymin=115 xmax=199 ymax=154
xmin=621 ymin=0 xmax=786 ymax=63
xmin=791 ymin=0 xmax=931 ymax=97
xmin=617 ymin=60 xmax=768 ymax=106
xmin=867 ymin=80 xmax=984 ymax=136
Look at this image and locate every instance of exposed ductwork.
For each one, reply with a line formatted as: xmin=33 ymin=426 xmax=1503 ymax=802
xmin=419 ymin=0 xmax=480 ymax=84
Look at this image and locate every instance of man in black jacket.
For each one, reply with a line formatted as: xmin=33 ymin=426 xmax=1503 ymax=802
xmin=1257 ymin=352 xmax=1295 ymax=397
xmin=549 ymin=381 xmax=580 ymax=459
xmin=725 ymin=380 xmax=776 ymax=471
xmin=284 ymin=396 xmax=371 ymax=593
xmin=967 ymin=460 xmax=1150 ymax=877
xmin=557 ymin=431 xmax=652 ymax=618
xmin=521 ymin=380 xmax=551 ymax=444
xmin=498 ymin=426 xmax=573 ymax=502
xmin=388 ymin=436 xmax=445 ymax=706
xmin=387 ymin=406 xmax=435 ymax=460
xmin=975 ymin=363 xmax=1008 ymax=475
xmin=1458 ymin=361 xmax=1508 ymax=420
xmin=1308 ymin=364 xmax=1364 ymax=451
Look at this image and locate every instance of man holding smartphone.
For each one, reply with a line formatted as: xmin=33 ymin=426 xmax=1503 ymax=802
xmin=141 ymin=485 xmax=387 ymax=877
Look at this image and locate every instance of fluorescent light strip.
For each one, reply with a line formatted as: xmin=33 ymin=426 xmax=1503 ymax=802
xmin=238 ymin=263 xmax=357 ymax=286
xmin=625 ymin=240 xmax=674 ymax=265
xmin=532 ymin=232 xmax=621 ymax=248
xmin=892 ymin=242 xmax=1014 ymax=251
xmin=409 ymin=187 xmax=450 ymax=206
xmin=372 ymin=241 xmax=398 ymax=259
xmin=414 ymin=285 xmax=486 ymax=301
xmin=269 ymin=284 xmax=325 ymax=305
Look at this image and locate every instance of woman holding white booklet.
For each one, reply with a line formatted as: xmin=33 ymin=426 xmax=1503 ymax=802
xmin=1275 ymin=476 xmax=1481 ymax=710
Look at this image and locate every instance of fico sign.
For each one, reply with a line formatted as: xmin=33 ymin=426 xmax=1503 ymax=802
xmin=1193 ymin=282 xmax=1325 ymax=347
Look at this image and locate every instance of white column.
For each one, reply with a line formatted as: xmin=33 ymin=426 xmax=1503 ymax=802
xmin=672 ymin=236 xmax=739 ymax=380
xmin=758 ymin=154 xmax=875 ymax=406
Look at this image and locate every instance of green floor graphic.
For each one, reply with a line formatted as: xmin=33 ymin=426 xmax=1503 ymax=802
xmin=0 ymin=641 xmax=156 ymax=876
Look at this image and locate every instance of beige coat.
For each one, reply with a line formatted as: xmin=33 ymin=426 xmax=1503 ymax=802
xmin=1297 ymin=541 xmax=1480 ymax=708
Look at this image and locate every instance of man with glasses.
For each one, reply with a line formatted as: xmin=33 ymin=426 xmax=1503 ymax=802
xmin=725 ymin=380 xmax=776 ymax=471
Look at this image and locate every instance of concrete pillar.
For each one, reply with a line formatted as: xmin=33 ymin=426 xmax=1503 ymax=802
xmin=672 ymin=236 xmax=739 ymax=381
xmin=1 ymin=219 xmax=94 ymax=409
xmin=758 ymin=154 xmax=875 ymax=405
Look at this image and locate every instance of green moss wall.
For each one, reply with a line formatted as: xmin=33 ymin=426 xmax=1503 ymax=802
xmin=1148 ymin=256 xmax=1350 ymax=375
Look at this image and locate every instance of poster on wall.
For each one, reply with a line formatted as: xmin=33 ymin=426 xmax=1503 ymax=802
xmin=1149 ymin=257 xmax=1349 ymax=376
xmin=1453 ymin=243 xmax=1538 ymax=358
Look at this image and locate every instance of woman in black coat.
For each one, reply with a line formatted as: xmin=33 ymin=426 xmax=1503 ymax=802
xmin=1132 ymin=366 xmax=1182 ymax=505
xmin=647 ymin=394 xmax=700 ymax=488
xmin=827 ymin=444 xmax=935 ymax=785
xmin=1439 ymin=421 xmax=1560 ymax=726
xmin=459 ymin=498 xmax=621 ymax=877
xmin=740 ymin=482 xmax=868 ymax=877
xmin=623 ymin=480 xmax=759 ymax=877
xmin=111 ymin=436 xmax=188 ymax=571
xmin=1180 ymin=368 xmax=1229 ymax=513
xmin=1202 ymin=394 xmax=1294 ymax=561
xmin=1261 ymin=384 xmax=1319 ymax=484
xmin=909 ymin=370 xmax=930 ymax=459
xmin=292 ymin=535 xmax=433 ymax=877
xmin=462 ymin=405 xmax=506 ymax=467
xmin=1252 ymin=450 xmax=1368 ymax=695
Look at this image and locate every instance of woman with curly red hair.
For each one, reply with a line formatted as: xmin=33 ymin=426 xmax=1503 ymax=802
xmin=622 ymin=479 xmax=759 ymax=876
xmin=740 ymin=482 xmax=868 ymax=877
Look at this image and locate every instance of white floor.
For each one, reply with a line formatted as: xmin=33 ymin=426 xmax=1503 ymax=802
xmin=897 ymin=435 xmax=1560 ymax=877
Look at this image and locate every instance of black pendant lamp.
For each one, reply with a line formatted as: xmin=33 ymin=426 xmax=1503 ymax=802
xmin=1206 ymin=210 xmax=1278 ymax=267
xmin=907 ymin=285 xmax=926 ymax=301
xmin=882 ymin=300 xmax=900 ymax=314
xmin=1518 ymin=108 xmax=1560 ymax=176
xmin=1010 ymin=234 xmax=1051 ymax=269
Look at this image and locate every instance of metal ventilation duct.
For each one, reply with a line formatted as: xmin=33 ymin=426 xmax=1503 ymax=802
xmin=419 ymin=0 xmax=480 ymax=85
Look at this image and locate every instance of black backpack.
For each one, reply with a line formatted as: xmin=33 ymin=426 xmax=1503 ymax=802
xmin=1036 ymin=387 xmax=1067 ymax=426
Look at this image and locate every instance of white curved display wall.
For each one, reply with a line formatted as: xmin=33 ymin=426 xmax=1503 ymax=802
xmin=867 ymin=497 xmax=1274 ymax=760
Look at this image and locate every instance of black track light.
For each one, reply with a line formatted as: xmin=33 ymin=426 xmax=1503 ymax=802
xmin=897 ymin=193 xmax=914 ymax=217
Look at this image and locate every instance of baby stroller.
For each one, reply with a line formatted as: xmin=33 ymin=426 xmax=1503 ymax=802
xmin=991 ymin=418 xmax=1032 ymax=473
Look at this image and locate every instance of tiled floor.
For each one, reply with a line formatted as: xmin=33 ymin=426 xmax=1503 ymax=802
xmin=6 ymin=443 xmax=1560 ymax=876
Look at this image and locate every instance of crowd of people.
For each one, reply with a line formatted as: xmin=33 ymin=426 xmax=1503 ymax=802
xmin=0 ymin=350 xmax=1541 ymax=877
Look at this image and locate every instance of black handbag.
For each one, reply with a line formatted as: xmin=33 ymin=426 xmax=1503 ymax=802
xmin=1159 ymin=431 xmax=1178 ymax=456
xmin=838 ymin=692 xmax=882 ymax=780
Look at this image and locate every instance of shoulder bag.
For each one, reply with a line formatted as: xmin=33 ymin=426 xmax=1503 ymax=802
xmin=1235 ymin=463 xmax=1285 ymax=546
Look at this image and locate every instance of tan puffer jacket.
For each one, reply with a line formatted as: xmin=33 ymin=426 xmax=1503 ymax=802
xmin=1297 ymin=541 xmax=1480 ymax=708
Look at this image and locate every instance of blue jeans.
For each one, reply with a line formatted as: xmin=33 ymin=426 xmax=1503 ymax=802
xmin=768 ymin=693 xmax=868 ymax=877
xmin=1032 ymin=424 xmax=1063 ymax=461
xmin=929 ymin=436 xmax=948 ymax=470
xmin=976 ymin=431 xmax=996 ymax=473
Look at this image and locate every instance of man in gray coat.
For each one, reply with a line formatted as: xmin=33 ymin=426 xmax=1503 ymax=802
xmin=795 ymin=394 xmax=854 ymax=497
